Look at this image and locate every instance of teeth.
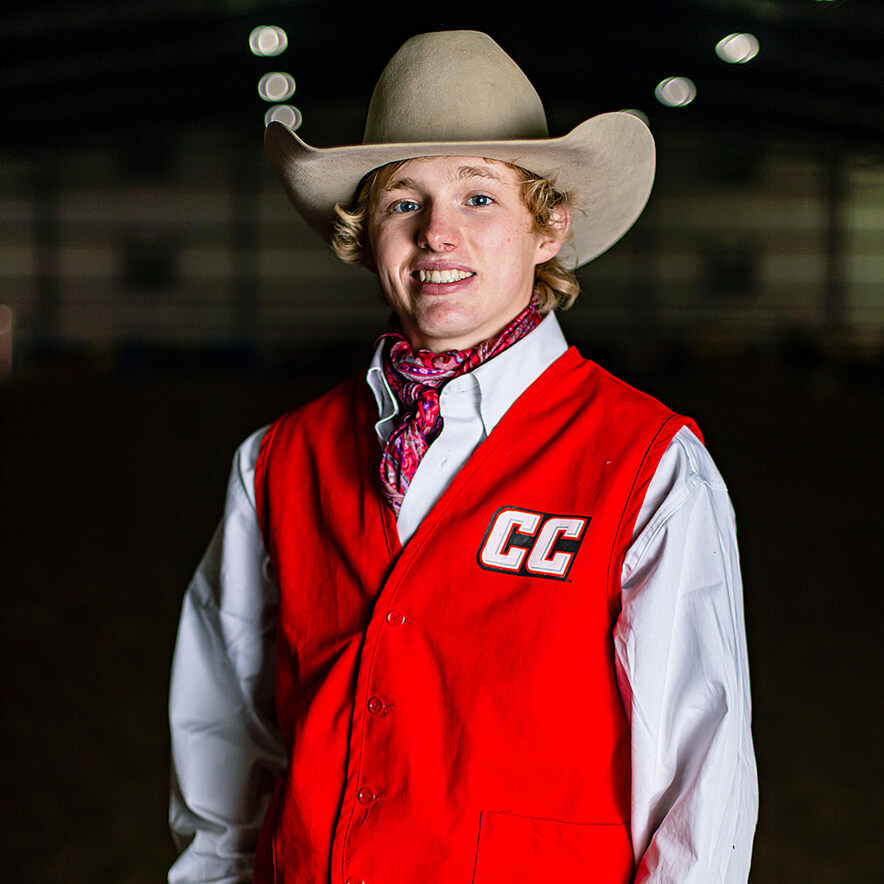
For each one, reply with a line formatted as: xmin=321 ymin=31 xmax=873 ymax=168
xmin=417 ymin=269 xmax=474 ymax=283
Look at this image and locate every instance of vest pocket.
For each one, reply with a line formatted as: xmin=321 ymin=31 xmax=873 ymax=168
xmin=472 ymin=811 xmax=633 ymax=883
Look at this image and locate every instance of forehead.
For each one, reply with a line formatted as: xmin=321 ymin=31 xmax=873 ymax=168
xmin=376 ymin=155 xmax=521 ymax=192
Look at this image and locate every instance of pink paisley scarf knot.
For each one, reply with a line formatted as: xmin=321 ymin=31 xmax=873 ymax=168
xmin=379 ymin=301 xmax=542 ymax=514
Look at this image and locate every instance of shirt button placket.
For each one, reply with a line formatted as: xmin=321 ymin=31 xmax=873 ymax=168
xmin=351 ymin=607 xmax=403 ymax=880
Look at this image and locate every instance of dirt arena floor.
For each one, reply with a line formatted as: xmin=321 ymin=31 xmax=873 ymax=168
xmin=1 ymin=345 xmax=881 ymax=883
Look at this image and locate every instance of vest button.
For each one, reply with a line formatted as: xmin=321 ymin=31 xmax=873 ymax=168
xmin=346 ymin=878 xmax=366 ymax=884
xmin=357 ymin=786 xmax=376 ymax=805
xmin=367 ymin=696 xmax=385 ymax=715
xmin=386 ymin=610 xmax=405 ymax=626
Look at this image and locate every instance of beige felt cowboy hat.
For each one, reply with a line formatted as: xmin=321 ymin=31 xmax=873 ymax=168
xmin=265 ymin=30 xmax=655 ymax=268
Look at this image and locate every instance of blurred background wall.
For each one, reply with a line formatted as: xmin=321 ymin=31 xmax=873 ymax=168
xmin=1 ymin=127 xmax=883 ymax=365
xmin=1 ymin=1 xmax=882 ymax=882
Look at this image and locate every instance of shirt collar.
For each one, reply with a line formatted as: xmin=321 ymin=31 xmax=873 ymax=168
xmin=366 ymin=311 xmax=568 ymax=442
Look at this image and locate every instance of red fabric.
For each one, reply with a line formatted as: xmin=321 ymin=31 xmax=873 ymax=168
xmin=253 ymin=348 xmax=699 ymax=884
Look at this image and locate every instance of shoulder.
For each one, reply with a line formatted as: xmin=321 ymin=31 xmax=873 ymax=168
xmin=227 ymin=374 xmax=366 ymax=505
xmin=564 ymin=349 xmax=690 ymax=431
xmin=226 ymin=426 xmax=270 ymax=512
xmin=651 ymin=425 xmax=729 ymax=504
xmin=264 ymin=374 xmax=370 ymax=443
xmin=625 ymin=425 xmax=735 ymax=575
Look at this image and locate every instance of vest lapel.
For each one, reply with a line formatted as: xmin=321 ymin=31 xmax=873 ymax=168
xmin=379 ymin=348 xmax=579 ymax=586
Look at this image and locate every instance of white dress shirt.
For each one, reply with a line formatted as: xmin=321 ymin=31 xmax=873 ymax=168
xmin=169 ymin=312 xmax=758 ymax=883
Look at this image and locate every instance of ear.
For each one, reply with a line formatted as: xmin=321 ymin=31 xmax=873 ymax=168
xmin=535 ymin=206 xmax=570 ymax=263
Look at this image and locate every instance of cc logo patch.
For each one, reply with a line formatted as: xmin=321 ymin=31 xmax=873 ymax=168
xmin=477 ymin=507 xmax=590 ymax=580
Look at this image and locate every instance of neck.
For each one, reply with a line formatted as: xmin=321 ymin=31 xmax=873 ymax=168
xmin=398 ymin=305 xmax=541 ymax=354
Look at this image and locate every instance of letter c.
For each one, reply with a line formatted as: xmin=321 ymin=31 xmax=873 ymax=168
xmin=479 ymin=509 xmax=542 ymax=572
xmin=525 ymin=517 xmax=588 ymax=577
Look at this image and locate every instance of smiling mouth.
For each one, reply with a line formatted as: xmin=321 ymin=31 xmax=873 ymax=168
xmin=415 ymin=269 xmax=475 ymax=284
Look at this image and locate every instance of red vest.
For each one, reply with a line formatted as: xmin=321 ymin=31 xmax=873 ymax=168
xmin=253 ymin=348 xmax=698 ymax=884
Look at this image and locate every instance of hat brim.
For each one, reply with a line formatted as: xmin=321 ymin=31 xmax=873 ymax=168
xmin=265 ymin=111 xmax=654 ymax=268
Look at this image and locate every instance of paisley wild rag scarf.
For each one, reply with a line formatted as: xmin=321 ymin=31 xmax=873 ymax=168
xmin=379 ymin=302 xmax=542 ymax=515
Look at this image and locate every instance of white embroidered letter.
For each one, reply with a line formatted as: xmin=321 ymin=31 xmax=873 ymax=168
xmin=525 ymin=517 xmax=588 ymax=577
xmin=479 ymin=509 xmax=541 ymax=572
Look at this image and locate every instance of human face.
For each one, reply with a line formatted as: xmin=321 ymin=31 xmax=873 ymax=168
xmin=367 ymin=156 xmax=563 ymax=352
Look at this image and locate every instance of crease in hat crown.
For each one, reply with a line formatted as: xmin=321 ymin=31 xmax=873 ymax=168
xmin=362 ymin=31 xmax=550 ymax=144
xmin=264 ymin=29 xmax=656 ymax=268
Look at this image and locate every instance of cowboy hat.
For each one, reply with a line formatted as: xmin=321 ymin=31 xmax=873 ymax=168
xmin=265 ymin=30 xmax=655 ymax=268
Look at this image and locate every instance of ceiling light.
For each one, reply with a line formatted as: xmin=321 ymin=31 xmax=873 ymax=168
xmin=620 ymin=109 xmax=650 ymax=126
xmin=654 ymin=77 xmax=697 ymax=107
xmin=258 ymin=72 xmax=296 ymax=103
xmin=249 ymin=26 xmax=288 ymax=57
xmin=264 ymin=105 xmax=303 ymax=130
xmin=715 ymin=33 xmax=760 ymax=64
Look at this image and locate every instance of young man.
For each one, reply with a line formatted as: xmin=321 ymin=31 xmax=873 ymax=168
xmin=169 ymin=31 xmax=758 ymax=884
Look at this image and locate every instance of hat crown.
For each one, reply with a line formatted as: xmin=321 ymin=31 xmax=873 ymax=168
xmin=265 ymin=29 xmax=655 ymax=267
xmin=363 ymin=31 xmax=549 ymax=145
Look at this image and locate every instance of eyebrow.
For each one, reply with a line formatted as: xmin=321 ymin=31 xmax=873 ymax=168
xmin=382 ymin=176 xmax=420 ymax=195
xmin=455 ymin=165 xmax=506 ymax=183
xmin=382 ymin=165 xmax=507 ymax=195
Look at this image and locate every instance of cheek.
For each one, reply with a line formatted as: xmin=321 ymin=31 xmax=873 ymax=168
xmin=500 ymin=234 xmax=541 ymax=276
xmin=374 ymin=258 xmax=412 ymax=309
xmin=372 ymin=228 xmax=410 ymax=271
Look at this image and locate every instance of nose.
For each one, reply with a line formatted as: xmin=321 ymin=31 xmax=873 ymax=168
xmin=416 ymin=201 xmax=459 ymax=252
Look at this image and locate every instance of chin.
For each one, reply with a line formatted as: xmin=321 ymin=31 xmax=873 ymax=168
xmin=411 ymin=308 xmax=479 ymax=349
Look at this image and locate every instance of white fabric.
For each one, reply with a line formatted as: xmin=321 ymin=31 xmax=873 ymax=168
xmin=369 ymin=312 xmax=570 ymax=543
xmin=169 ymin=312 xmax=758 ymax=883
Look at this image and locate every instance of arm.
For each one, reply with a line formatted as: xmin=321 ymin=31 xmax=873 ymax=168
xmin=168 ymin=429 xmax=286 ymax=884
xmin=615 ymin=426 xmax=758 ymax=883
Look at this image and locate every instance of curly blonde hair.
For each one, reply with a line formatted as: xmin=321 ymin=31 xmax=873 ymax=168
xmin=331 ymin=159 xmax=579 ymax=312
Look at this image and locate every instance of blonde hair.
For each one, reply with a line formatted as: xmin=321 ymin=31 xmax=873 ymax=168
xmin=331 ymin=159 xmax=579 ymax=312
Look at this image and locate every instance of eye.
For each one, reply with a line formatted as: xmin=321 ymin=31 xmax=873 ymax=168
xmin=390 ymin=199 xmax=420 ymax=214
xmin=466 ymin=193 xmax=494 ymax=207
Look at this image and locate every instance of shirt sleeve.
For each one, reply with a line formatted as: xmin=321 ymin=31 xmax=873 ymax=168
xmin=615 ymin=425 xmax=758 ymax=883
xmin=168 ymin=428 xmax=287 ymax=884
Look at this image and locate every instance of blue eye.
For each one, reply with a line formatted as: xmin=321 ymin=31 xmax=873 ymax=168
xmin=466 ymin=194 xmax=493 ymax=207
xmin=391 ymin=199 xmax=420 ymax=213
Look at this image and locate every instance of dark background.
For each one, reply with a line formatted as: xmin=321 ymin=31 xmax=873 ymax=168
xmin=2 ymin=0 xmax=883 ymax=150
xmin=1 ymin=1 xmax=882 ymax=881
